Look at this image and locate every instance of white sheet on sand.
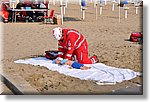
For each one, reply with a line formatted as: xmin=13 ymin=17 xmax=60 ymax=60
xmin=14 ymin=57 xmax=141 ymax=85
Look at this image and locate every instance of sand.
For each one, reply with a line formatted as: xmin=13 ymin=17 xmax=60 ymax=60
xmin=1 ymin=2 xmax=143 ymax=94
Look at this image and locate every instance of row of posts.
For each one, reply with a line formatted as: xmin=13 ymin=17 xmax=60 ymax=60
xmin=10 ymin=0 xmax=141 ymax=24
xmin=80 ymin=0 xmax=141 ymax=22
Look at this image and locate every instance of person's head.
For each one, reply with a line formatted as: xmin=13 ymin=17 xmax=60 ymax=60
xmin=52 ymin=27 xmax=63 ymax=40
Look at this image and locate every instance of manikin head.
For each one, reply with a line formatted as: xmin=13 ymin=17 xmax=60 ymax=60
xmin=52 ymin=27 xmax=63 ymax=40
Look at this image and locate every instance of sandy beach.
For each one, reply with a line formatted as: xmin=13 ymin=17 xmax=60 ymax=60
xmin=1 ymin=2 xmax=143 ymax=94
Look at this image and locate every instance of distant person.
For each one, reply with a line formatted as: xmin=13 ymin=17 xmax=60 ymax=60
xmin=0 ymin=2 xmax=9 ymax=23
xmin=16 ymin=2 xmax=23 ymax=9
xmin=15 ymin=2 xmax=24 ymax=21
xmin=52 ymin=27 xmax=99 ymax=64
xmin=39 ymin=2 xmax=46 ymax=9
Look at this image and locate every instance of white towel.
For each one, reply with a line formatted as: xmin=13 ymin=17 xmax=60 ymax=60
xmin=14 ymin=57 xmax=141 ymax=85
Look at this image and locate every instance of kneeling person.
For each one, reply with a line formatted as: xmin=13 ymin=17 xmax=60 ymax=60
xmin=52 ymin=27 xmax=99 ymax=64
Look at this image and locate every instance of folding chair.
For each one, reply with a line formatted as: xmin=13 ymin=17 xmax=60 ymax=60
xmin=43 ymin=10 xmax=55 ymax=24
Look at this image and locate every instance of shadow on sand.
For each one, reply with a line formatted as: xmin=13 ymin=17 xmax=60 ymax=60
xmin=63 ymin=17 xmax=81 ymax=22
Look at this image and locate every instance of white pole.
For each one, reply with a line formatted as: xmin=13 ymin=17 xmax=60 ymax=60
xmin=47 ymin=0 xmax=50 ymax=16
xmin=64 ymin=5 xmax=66 ymax=15
xmin=35 ymin=0 xmax=38 ymax=4
xmin=60 ymin=0 xmax=63 ymax=5
xmin=48 ymin=0 xmax=50 ymax=9
xmin=82 ymin=10 xmax=85 ymax=20
xmin=60 ymin=0 xmax=63 ymax=24
xmin=79 ymin=0 xmax=81 ymax=5
xmin=53 ymin=0 xmax=55 ymax=5
xmin=104 ymin=0 xmax=107 ymax=5
xmin=135 ymin=6 xmax=138 ymax=14
xmin=44 ymin=0 xmax=46 ymax=4
xmin=12 ymin=2 xmax=15 ymax=9
xmin=119 ymin=0 xmax=121 ymax=23
xmin=125 ymin=9 xmax=127 ymax=18
xmin=112 ymin=3 xmax=115 ymax=11
xmin=61 ymin=7 xmax=63 ymax=16
xmin=94 ymin=0 xmax=97 ymax=8
xmin=96 ymin=4 xmax=97 ymax=19
xmin=65 ymin=0 xmax=68 ymax=8
xmin=100 ymin=5 xmax=102 ymax=15
xmin=90 ymin=0 xmax=93 ymax=3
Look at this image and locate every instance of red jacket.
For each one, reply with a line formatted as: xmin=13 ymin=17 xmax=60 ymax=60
xmin=58 ymin=29 xmax=86 ymax=60
xmin=1 ymin=3 xmax=7 ymax=11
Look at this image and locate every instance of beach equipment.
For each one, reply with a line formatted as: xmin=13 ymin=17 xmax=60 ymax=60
xmin=14 ymin=57 xmax=141 ymax=85
xmin=45 ymin=50 xmax=58 ymax=60
xmin=43 ymin=10 xmax=55 ymax=24
xmin=130 ymin=32 xmax=143 ymax=42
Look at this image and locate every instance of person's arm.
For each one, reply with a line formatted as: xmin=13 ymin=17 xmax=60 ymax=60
xmin=58 ymin=41 xmax=65 ymax=58
xmin=64 ymin=34 xmax=76 ymax=60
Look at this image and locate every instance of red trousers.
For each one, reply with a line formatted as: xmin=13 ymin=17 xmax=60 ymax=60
xmin=73 ymin=40 xmax=92 ymax=64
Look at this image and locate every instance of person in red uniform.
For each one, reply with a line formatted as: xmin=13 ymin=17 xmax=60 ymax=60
xmin=52 ymin=27 xmax=99 ymax=64
xmin=0 ymin=2 xmax=9 ymax=23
